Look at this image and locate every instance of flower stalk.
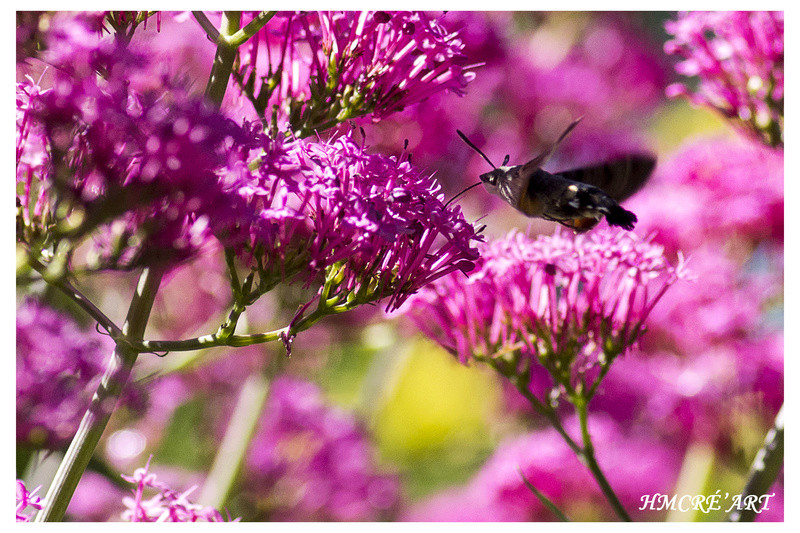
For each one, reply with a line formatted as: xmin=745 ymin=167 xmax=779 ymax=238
xmin=34 ymin=266 xmax=164 ymax=522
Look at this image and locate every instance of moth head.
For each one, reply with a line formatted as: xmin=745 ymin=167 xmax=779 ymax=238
xmin=481 ymin=168 xmax=504 ymax=194
xmin=479 ymin=167 xmax=510 ymax=197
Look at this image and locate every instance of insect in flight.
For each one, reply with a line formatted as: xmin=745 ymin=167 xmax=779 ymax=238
xmin=453 ymin=118 xmax=656 ymax=232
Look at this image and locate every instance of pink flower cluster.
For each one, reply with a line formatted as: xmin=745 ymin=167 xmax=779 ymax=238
xmin=406 ymin=228 xmax=688 ymax=398
xmin=665 ymin=11 xmax=784 ymax=146
xmin=236 ymin=11 xmax=474 ymax=133
xmin=121 ymin=458 xmax=231 ymax=522
xmin=16 ymin=480 xmax=43 ymax=522
xmin=232 ymin=132 xmax=480 ymax=311
xmin=16 ymin=298 xmax=145 ymax=449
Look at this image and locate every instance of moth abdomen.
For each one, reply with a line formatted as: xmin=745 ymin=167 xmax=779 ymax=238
xmin=604 ymin=205 xmax=637 ymax=231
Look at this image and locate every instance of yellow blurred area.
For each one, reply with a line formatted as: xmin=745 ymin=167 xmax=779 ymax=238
xmin=373 ymin=337 xmax=501 ymax=461
xmin=651 ymin=100 xmax=734 ymax=154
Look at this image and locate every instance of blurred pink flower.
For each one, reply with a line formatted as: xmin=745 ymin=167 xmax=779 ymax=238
xmin=18 ymin=13 xmax=263 ymax=269
xmin=16 ymin=298 xmax=146 ymax=449
xmin=405 ymin=415 xmax=680 ymax=521
xmin=244 ymin=377 xmax=400 ymax=521
xmin=629 ymin=137 xmax=783 ymax=251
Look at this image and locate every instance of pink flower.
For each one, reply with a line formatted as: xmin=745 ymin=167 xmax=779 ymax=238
xmin=16 ymin=480 xmax=43 ymax=522
xmin=406 ymin=228 xmax=688 ymax=399
xmin=629 ymin=137 xmax=784 ymax=251
xmin=405 ymin=416 xmax=680 ymax=521
xmin=121 ymin=457 xmax=232 ymax=522
xmin=244 ymin=377 xmax=400 ymax=521
xmin=235 ymin=11 xmax=475 ymax=134
xmin=16 ymin=298 xmax=146 ymax=449
xmin=233 ymin=131 xmax=480 ymax=312
xmin=664 ymin=11 xmax=784 ymax=147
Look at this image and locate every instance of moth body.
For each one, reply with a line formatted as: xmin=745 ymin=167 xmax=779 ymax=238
xmin=461 ymin=118 xmax=655 ymax=232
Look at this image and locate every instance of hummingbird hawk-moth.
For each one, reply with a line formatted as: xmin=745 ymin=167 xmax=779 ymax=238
xmin=455 ymin=118 xmax=656 ymax=232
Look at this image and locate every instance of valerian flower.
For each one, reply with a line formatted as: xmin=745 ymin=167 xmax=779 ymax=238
xmin=232 ymin=131 xmax=481 ymax=313
xmin=235 ymin=11 xmax=475 ymax=135
xmin=664 ymin=11 xmax=784 ymax=147
xmin=628 ymin=137 xmax=784 ymax=251
xmin=16 ymin=480 xmax=43 ymax=522
xmin=244 ymin=377 xmax=400 ymax=521
xmin=16 ymin=298 xmax=146 ymax=449
xmin=18 ymin=13 xmax=261 ymax=271
xmin=121 ymin=458 xmax=233 ymax=522
xmin=406 ymin=229 xmax=688 ymax=402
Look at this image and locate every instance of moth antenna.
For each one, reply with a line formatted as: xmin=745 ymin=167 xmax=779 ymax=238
xmin=502 ymin=154 xmax=510 ymax=166
xmin=456 ymin=129 xmax=496 ymax=169
xmin=444 ymin=181 xmax=483 ymax=208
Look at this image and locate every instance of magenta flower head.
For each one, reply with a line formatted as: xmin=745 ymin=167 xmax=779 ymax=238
xmin=405 ymin=415 xmax=680 ymax=521
xmin=236 ymin=11 xmax=475 ymax=135
xmin=406 ymin=228 xmax=688 ymax=401
xmin=664 ymin=11 xmax=784 ymax=147
xmin=121 ymin=457 xmax=232 ymax=522
xmin=17 ymin=13 xmax=261 ymax=271
xmin=234 ymin=131 xmax=480 ymax=315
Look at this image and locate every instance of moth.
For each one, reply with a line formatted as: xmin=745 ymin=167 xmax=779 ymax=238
xmin=455 ymin=118 xmax=656 ymax=232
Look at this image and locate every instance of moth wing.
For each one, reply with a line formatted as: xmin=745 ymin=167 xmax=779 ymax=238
xmin=521 ymin=117 xmax=584 ymax=172
xmin=558 ymin=154 xmax=656 ymax=202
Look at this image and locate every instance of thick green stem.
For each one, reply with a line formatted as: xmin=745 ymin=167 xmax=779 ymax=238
xmin=204 ymin=12 xmax=241 ymax=108
xmin=34 ymin=267 xmax=164 ymax=522
xmin=575 ymin=401 xmax=632 ymax=521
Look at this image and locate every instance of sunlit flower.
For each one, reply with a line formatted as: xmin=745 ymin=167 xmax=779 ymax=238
xmin=665 ymin=11 xmax=784 ymax=147
xmin=235 ymin=11 xmax=475 ymax=135
xmin=406 ymin=228 xmax=688 ymax=400
xmin=234 ymin=131 xmax=480 ymax=312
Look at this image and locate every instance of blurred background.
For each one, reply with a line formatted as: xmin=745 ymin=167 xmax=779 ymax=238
xmin=17 ymin=11 xmax=783 ymax=522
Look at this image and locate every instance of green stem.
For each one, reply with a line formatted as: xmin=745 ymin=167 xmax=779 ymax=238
xmin=28 ymin=258 xmax=124 ymax=340
xmin=136 ymin=288 xmax=365 ymax=354
xmin=518 ymin=468 xmax=570 ymax=521
xmin=506 ymin=371 xmax=582 ymax=456
xmin=204 ymin=12 xmax=241 ymax=108
xmin=726 ymin=405 xmax=784 ymax=522
xmin=34 ymin=267 xmax=164 ymax=522
xmin=192 ymin=11 xmax=220 ymax=43
xmin=575 ymin=400 xmax=631 ymax=522
xmin=228 ymin=11 xmax=276 ymax=48
xmin=198 ymin=372 xmax=271 ymax=509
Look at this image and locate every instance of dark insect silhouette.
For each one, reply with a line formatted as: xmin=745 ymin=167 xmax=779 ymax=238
xmin=455 ymin=118 xmax=656 ymax=232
